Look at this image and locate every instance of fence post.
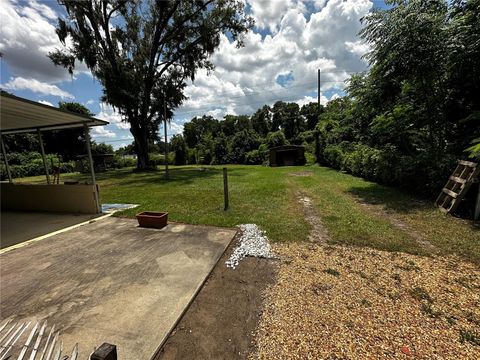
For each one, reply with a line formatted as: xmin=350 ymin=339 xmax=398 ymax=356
xmin=223 ymin=167 xmax=229 ymax=211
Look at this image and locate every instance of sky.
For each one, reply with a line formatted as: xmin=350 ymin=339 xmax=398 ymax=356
xmin=0 ymin=0 xmax=386 ymax=149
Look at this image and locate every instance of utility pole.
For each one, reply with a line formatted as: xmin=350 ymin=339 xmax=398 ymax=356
xmin=163 ymin=94 xmax=169 ymax=180
xmin=315 ymin=68 xmax=322 ymax=164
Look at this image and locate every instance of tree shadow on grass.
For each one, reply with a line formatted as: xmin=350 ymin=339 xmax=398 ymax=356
xmin=348 ymin=183 xmax=480 ymax=231
xmin=90 ymin=166 xmax=248 ymax=186
xmin=347 ymin=182 xmax=433 ymax=214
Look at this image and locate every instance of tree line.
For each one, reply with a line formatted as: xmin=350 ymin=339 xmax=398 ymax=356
xmin=3 ymin=0 xmax=479 ymax=197
xmin=169 ymin=101 xmax=320 ymax=166
xmin=171 ymin=0 xmax=480 ymax=196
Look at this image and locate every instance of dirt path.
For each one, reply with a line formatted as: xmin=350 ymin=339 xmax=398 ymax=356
xmin=155 ymin=235 xmax=277 ymax=360
xmin=296 ymin=191 xmax=330 ymax=243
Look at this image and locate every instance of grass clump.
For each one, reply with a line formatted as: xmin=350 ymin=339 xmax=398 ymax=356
xmin=323 ymin=268 xmax=340 ymax=277
xmin=459 ymin=330 xmax=480 ymax=346
xmin=410 ymin=287 xmax=433 ymax=303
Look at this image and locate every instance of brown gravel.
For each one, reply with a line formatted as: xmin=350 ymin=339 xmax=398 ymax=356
xmin=250 ymin=243 xmax=480 ymax=359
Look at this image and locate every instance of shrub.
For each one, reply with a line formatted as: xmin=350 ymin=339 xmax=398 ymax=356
xmin=149 ymin=153 xmax=174 ymax=166
xmin=187 ymin=148 xmax=197 ymax=164
xmin=245 ymin=149 xmax=264 ymax=165
xmin=266 ymin=130 xmax=288 ymax=149
xmin=113 ymin=156 xmax=136 ymax=168
xmin=319 ymin=141 xmax=457 ymax=196
xmin=305 ymin=152 xmax=316 ymax=165
xmin=0 ymin=152 xmax=76 ymax=180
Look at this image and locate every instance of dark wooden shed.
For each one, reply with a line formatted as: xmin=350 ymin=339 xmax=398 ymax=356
xmin=269 ymin=145 xmax=306 ymax=166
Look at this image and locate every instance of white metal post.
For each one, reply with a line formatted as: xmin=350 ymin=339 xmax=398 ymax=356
xmin=37 ymin=129 xmax=51 ymax=184
xmin=0 ymin=133 xmax=12 ymax=183
xmin=163 ymin=94 xmax=169 ymax=179
xmin=84 ymin=124 xmax=101 ymax=213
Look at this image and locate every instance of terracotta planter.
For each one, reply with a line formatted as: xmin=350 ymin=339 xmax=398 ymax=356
xmin=136 ymin=211 xmax=168 ymax=229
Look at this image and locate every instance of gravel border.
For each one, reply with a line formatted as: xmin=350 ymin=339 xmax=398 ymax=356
xmin=226 ymin=224 xmax=275 ymax=269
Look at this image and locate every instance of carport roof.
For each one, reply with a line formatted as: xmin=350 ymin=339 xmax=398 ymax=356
xmin=0 ymin=92 xmax=108 ymax=134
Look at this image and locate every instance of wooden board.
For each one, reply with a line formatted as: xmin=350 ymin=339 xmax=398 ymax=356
xmin=436 ymin=160 xmax=479 ymax=215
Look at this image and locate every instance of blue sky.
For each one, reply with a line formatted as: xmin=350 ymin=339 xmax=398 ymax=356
xmin=0 ymin=0 xmax=385 ymax=148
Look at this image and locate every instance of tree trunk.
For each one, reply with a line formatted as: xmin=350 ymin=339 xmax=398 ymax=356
xmin=130 ymin=125 xmax=150 ymax=170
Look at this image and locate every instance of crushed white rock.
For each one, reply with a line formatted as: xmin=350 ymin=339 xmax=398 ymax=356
xmin=226 ymin=224 xmax=275 ymax=269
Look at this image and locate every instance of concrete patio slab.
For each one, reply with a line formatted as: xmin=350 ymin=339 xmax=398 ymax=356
xmin=0 ymin=217 xmax=236 ymax=359
xmin=0 ymin=211 xmax=102 ymax=249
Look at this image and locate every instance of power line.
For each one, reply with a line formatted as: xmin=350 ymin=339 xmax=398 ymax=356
xmin=181 ymin=70 xmax=361 ymax=101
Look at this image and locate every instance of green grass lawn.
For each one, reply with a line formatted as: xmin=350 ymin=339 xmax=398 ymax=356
xmin=18 ymin=164 xmax=480 ymax=263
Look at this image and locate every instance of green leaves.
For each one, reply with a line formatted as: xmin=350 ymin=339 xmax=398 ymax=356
xmin=466 ymin=139 xmax=480 ymax=159
xmin=316 ymin=0 xmax=480 ymax=195
xmin=49 ymin=0 xmax=252 ymax=169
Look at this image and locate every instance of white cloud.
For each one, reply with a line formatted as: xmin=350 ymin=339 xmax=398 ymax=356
xmin=1 ymin=0 xmax=374 ymax=128
xmin=345 ymin=40 xmax=370 ymax=57
xmin=86 ymin=99 xmax=95 ymax=105
xmin=29 ymin=0 xmax=58 ymax=20
xmin=330 ymin=93 xmax=341 ymax=101
xmin=169 ymin=122 xmax=184 ymax=135
xmin=314 ymin=0 xmax=329 ymax=10
xmin=296 ymin=94 xmax=329 ymax=107
xmin=91 ymin=126 xmax=116 ymax=138
xmin=248 ymin=0 xmax=306 ymax=33
xmin=38 ymin=99 xmax=53 ymax=106
xmin=2 ymin=76 xmax=74 ymax=98
xmin=175 ymin=0 xmax=372 ymax=122
xmin=96 ymin=103 xmax=130 ymax=130
xmin=0 ymin=0 xmax=90 ymax=83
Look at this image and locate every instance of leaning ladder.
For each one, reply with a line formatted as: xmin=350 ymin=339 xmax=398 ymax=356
xmin=436 ymin=160 xmax=479 ymax=216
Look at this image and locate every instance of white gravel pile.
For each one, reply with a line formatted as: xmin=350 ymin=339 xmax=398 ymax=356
xmin=226 ymin=224 xmax=275 ymax=269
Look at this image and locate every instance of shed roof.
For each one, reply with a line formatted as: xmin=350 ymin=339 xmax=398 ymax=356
xmin=269 ymin=145 xmax=305 ymax=151
xmin=0 ymin=92 xmax=108 ymax=134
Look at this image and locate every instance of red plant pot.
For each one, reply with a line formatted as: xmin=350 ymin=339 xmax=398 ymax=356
xmin=136 ymin=211 xmax=168 ymax=229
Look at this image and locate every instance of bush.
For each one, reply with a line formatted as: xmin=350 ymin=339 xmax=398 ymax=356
xmin=266 ymin=131 xmax=288 ymax=149
xmin=0 ymin=152 xmax=75 ymax=180
xmin=245 ymin=149 xmax=264 ymax=165
xmin=187 ymin=148 xmax=197 ymax=164
xmin=305 ymin=152 xmax=316 ymax=165
xmin=149 ymin=153 xmax=175 ymax=166
xmin=113 ymin=156 xmax=136 ymax=168
xmin=319 ymin=142 xmax=457 ymax=196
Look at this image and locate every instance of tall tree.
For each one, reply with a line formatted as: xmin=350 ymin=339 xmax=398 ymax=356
xmin=359 ymin=0 xmax=449 ymax=153
xmin=170 ymin=134 xmax=187 ymax=165
xmin=183 ymin=115 xmax=220 ymax=148
xmin=49 ymin=0 xmax=252 ymax=169
xmin=42 ymin=102 xmax=92 ymax=160
xmin=300 ymin=102 xmax=322 ymax=130
xmin=251 ymin=105 xmax=272 ymax=136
